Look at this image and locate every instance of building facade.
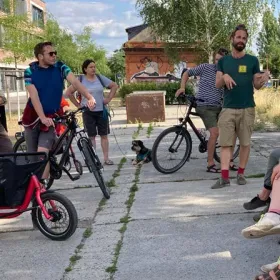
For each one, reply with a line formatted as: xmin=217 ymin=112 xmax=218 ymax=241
xmin=123 ymin=24 xmax=200 ymax=83
xmin=0 ymin=0 xmax=46 ymax=93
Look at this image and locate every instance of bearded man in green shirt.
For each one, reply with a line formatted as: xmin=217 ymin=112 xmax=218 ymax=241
xmin=211 ymin=24 xmax=270 ymax=189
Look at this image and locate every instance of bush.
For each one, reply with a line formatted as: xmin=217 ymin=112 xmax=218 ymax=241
xmin=118 ymin=82 xmax=194 ymax=105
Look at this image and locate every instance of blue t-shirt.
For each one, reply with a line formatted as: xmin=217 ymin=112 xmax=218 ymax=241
xmin=80 ymin=75 xmax=112 ymax=112
xmin=24 ymin=61 xmax=71 ymax=114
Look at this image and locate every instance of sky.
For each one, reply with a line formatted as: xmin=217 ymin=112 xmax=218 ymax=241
xmin=44 ymin=0 xmax=143 ymax=56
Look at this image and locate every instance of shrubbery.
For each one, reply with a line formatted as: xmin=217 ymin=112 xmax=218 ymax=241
xmin=118 ymin=82 xmax=194 ymax=105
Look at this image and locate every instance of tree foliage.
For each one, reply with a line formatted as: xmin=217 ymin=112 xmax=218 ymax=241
xmin=0 ymin=0 xmax=41 ymax=66
xmin=107 ymin=49 xmax=125 ymax=83
xmin=257 ymin=9 xmax=280 ymax=77
xmin=136 ymin=0 xmax=277 ymax=63
xmin=44 ymin=17 xmax=110 ymax=74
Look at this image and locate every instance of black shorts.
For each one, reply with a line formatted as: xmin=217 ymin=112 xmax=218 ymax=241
xmin=82 ymin=111 xmax=110 ymax=137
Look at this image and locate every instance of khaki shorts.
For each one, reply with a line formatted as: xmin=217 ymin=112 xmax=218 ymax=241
xmin=218 ymin=107 xmax=255 ymax=147
xmin=195 ymin=106 xmax=221 ymax=130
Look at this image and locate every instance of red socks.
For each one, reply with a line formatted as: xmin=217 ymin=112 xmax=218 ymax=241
xmin=238 ymin=167 xmax=245 ymax=175
xmin=221 ymin=170 xmax=229 ymax=180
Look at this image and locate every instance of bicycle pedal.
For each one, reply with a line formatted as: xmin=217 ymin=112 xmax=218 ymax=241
xmin=72 ymin=175 xmax=80 ymax=181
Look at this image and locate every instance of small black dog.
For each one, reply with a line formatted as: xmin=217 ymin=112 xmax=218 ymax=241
xmin=131 ymin=140 xmax=152 ymax=165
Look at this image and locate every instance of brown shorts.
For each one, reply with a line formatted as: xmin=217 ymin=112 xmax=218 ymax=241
xmin=218 ymin=107 xmax=255 ymax=147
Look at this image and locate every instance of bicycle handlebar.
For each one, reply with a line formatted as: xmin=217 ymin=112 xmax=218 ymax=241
xmin=177 ymin=94 xmax=204 ymax=104
xmin=53 ymin=106 xmax=89 ymax=123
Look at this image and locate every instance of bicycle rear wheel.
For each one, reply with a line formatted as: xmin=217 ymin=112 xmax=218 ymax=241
xmin=152 ymin=126 xmax=192 ymax=174
xmin=78 ymin=138 xmax=110 ymax=199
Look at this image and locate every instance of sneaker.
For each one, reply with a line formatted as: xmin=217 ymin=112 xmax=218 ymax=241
xmin=243 ymin=195 xmax=271 ymax=210
xmin=261 ymin=257 xmax=280 ymax=273
xmin=253 ymin=204 xmax=270 ymax=222
xmin=211 ymin=178 xmax=230 ymax=189
xmin=237 ymin=174 xmax=247 ymax=185
xmin=242 ymin=212 xmax=280 ymax=239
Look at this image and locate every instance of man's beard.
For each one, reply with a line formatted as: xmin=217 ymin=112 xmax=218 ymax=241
xmin=232 ymin=42 xmax=246 ymax=52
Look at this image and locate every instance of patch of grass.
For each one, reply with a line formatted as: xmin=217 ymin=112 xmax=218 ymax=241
xmin=107 ymin=178 xmax=116 ymax=188
xmin=74 ymin=185 xmax=93 ymax=189
xmin=246 ymin=173 xmax=265 ymax=178
xmin=105 ymin=240 xmax=123 ymax=274
xmin=76 ymin=244 xmax=84 ymax=251
xmin=147 ymin=122 xmax=154 ymax=138
xmin=120 ymin=215 xmax=130 ymax=223
xmin=98 ymin=198 xmax=107 ymax=210
xmin=118 ymin=223 xmax=127 ymax=234
xmin=83 ymin=228 xmax=93 ymax=238
xmin=70 ymin=255 xmax=82 ymax=262
xmin=65 ymin=266 xmax=72 ymax=272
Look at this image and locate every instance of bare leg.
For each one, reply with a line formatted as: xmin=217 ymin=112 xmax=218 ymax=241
xmin=239 ymin=145 xmax=250 ymax=169
xmin=38 ymin=147 xmax=50 ymax=179
xmin=100 ymin=135 xmax=109 ymax=162
xmin=207 ymin=127 xmax=219 ymax=166
xmin=221 ymin=146 xmax=231 ymax=170
xmin=90 ymin=136 xmax=96 ymax=150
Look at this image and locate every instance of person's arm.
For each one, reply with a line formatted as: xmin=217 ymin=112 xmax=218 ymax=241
xmin=104 ymin=81 xmax=118 ymax=105
xmin=253 ymin=58 xmax=269 ymax=90
xmin=64 ymin=85 xmax=81 ymax=108
xmin=175 ymin=71 xmax=190 ymax=97
xmin=216 ymin=71 xmax=226 ymax=88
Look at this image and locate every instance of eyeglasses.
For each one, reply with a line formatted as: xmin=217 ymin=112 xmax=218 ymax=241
xmin=45 ymin=51 xmax=57 ymax=57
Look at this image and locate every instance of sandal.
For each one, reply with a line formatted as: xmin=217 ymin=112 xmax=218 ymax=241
xmin=255 ymin=264 xmax=280 ymax=280
xmin=206 ymin=164 xmax=220 ymax=173
xmin=104 ymin=159 xmax=114 ymax=165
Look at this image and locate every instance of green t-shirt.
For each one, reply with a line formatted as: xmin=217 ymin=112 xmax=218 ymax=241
xmin=217 ymin=54 xmax=260 ymax=108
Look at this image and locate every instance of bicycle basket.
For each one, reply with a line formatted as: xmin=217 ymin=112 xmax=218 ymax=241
xmin=0 ymin=152 xmax=48 ymax=206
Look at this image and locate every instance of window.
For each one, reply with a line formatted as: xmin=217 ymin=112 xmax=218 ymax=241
xmin=32 ymin=5 xmax=44 ymax=28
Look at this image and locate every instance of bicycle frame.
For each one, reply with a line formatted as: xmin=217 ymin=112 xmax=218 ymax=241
xmin=0 ymin=174 xmax=53 ymax=220
xmin=180 ymin=99 xmax=207 ymax=146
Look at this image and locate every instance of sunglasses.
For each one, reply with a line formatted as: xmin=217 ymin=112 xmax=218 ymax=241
xmin=45 ymin=51 xmax=57 ymax=57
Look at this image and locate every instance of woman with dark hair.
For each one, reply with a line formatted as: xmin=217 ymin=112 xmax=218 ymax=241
xmin=66 ymin=59 xmax=118 ymax=165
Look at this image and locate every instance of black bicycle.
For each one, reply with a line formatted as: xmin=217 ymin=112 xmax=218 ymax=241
xmin=152 ymin=95 xmax=240 ymax=174
xmin=13 ymin=107 xmax=110 ymax=199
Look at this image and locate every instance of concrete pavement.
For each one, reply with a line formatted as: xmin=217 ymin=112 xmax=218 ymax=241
xmin=1 ymin=105 xmax=279 ymax=280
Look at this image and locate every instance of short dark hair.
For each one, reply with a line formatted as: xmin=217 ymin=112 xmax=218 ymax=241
xmin=231 ymin=24 xmax=249 ymax=38
xmin=34 ymin=42 xmax=53 ymax=59
xmin=217 ymin=48 xmax=229 ymax=56
xmin=82 ymin=59 xmax=95 ymax=74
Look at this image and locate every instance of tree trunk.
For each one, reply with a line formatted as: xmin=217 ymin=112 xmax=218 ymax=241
xmin=208 ymin=51 xmax=214 ymax=64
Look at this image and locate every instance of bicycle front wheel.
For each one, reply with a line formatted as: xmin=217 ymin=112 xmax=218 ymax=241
xmin=152 ymin=126 xmax=192 ymax=174
xmin=78 ymin=138 xmax=110 ymax=199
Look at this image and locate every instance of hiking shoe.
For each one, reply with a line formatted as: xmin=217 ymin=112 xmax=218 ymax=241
xmin=211 ymin=178 xmax=230 ymax=189
xmin=243 ymin=195 xmax=271 ymax=210
xmin=253 ymin=204 xmax=270 ymax=222
xmin=237 ymin=174 xmax=247 ymax=185
xmin=261 ymin=257 xmax=280 ymax=273
xmin=242 ymin=212 xmax=280 ymax=239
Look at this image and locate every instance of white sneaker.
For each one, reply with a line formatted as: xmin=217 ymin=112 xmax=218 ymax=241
xmin=242 ymin=212 xmax=280 ymax=239
xmin=261 ymin=257 xmax=280 ymax=273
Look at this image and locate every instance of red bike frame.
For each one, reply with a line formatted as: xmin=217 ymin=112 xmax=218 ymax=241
xmin=0 ymin=174 xmax=53 ymax=220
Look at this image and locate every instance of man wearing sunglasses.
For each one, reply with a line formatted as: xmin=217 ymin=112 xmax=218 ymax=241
xmin=22 ymin=41 xmax=96 ymax=181
xmin=176 ymin=48 xmax=237 ymax=173
xmin=212 ymin=24 xmax=270 ymax=189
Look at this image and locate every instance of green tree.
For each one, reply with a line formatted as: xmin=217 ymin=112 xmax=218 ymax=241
xmin=0 ymin=0 xmax=41 ymax=67
xmin=136 ymin=0 xmax=276 ymax=63
xmin=44 ymin=18 xmax=110 ymax=74
xmin=107 ymin=49 xmax=125 ymax=84
xmin=257 ymin=9 xmax=280 ymax=77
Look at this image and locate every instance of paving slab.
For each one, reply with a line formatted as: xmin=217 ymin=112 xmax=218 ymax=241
xmin=130 ymin=179 xmax=264 ymax=220
xmin=115 ymin=215 xmax=279 ymax=280
xmin=0 ymin=229 xmax=84 ymax=280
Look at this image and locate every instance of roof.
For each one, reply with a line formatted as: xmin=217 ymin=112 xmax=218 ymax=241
xmin=125 ymin=24 xmax=148 ymax=40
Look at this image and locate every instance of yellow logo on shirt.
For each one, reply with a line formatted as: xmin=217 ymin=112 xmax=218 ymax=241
xmin=239 ymin=65 xmax=247 ymax=73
